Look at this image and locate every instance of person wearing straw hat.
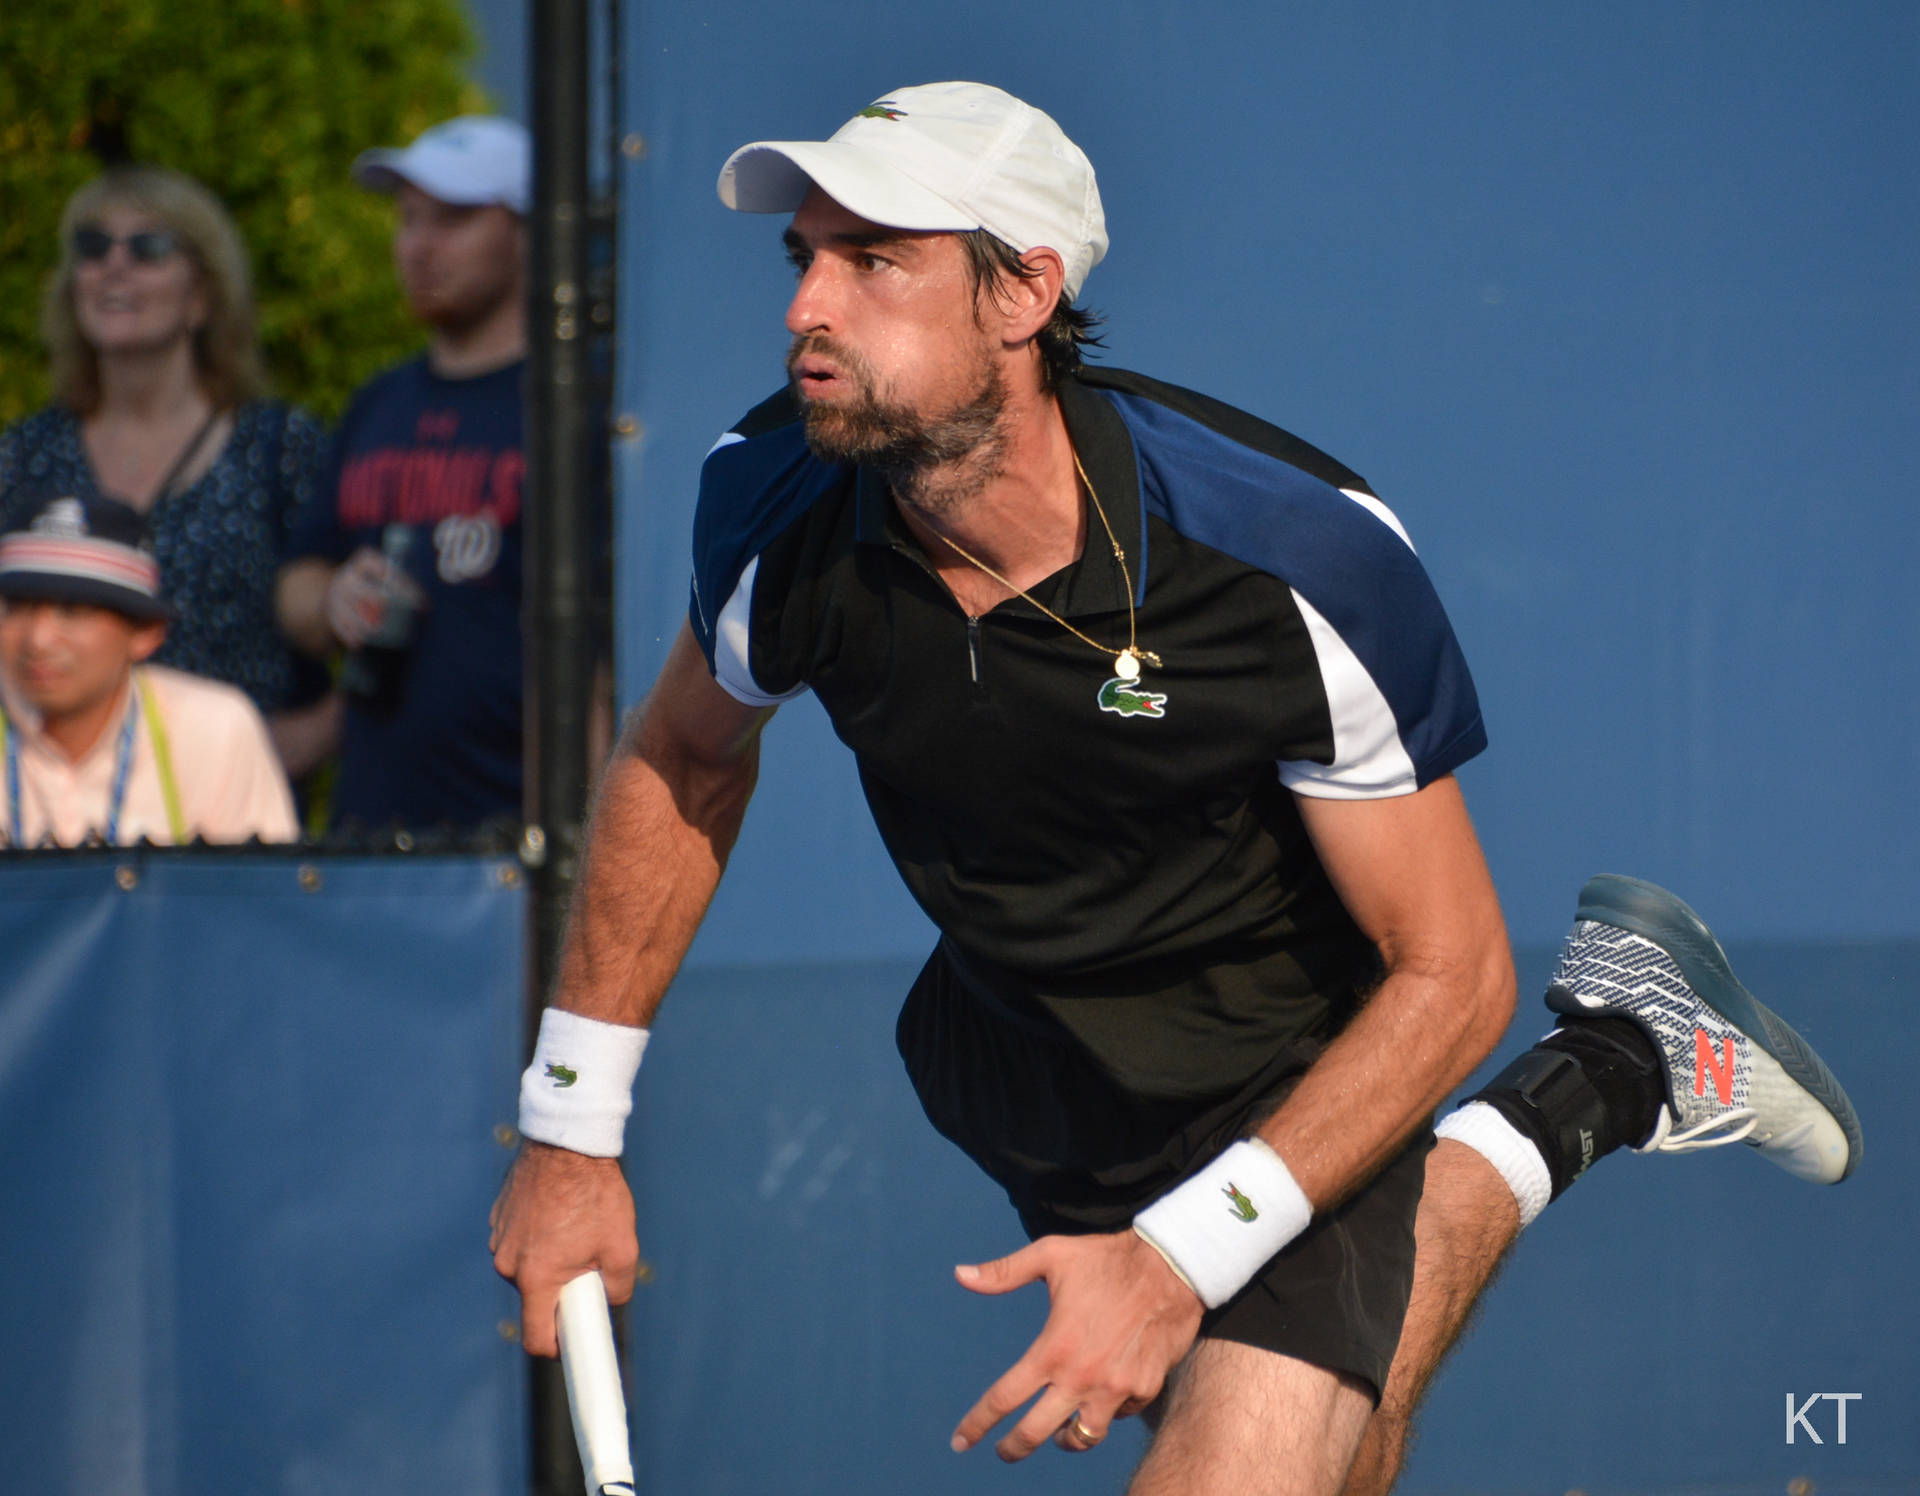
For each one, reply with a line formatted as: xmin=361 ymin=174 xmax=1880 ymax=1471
xmin=0 ymin=493 xmax=296 ymax=846
xmin=489 ymin=83 xmax=1860 ymax=1496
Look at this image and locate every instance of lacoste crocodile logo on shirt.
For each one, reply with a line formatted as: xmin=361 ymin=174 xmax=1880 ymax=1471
xmin=1097 ymin=678 xmax=1168 ymax=718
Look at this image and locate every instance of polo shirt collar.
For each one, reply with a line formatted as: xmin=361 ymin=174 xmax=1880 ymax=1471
xmin=0 ymin=672 xmax=134 ymax=768
xmin=1055 ymin=373 xmax=1145 ymax=617
xmin=851 ymin=372 xmax=1147 ymax=620
xmin=853 ymin=462 xmax=894 ymax=548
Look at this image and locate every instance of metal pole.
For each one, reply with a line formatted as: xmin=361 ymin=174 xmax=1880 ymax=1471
xmin=526 ymin=0 xmax=595 ymax=1490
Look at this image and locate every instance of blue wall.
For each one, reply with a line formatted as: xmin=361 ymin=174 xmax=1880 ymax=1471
xmin=595 ymin=5 xmax=1914 ymax=1487
xmin=469 ymin=2 xmax=1920 ymax=943
xmin=5 ymin=865 xmax=1908 ymax=1492
xmin=631 ymin=944 xmax=1913 ymax=1495
xmin=603 ymin=3 xmax=1919 ymax=958
xmin=0 ymin=857 xmax=530 ymax=1494
xmin=6 ymin=9 xmax=1909 ymax=1491
xmin=453 ymin=3 xmax=1920 ymax=1488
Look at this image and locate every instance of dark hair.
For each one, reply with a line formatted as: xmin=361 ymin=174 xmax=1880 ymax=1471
xmin=957 ymin=230 xmax=1104 ymax=393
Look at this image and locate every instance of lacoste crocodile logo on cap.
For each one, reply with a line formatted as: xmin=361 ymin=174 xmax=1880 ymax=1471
xmin=857 ymin=101 xmax=907 ymax=120
xmin=1223 ymin=1184 xmax=1259 ymax=1223
xmin=545 ymin=1062 xmax=578 ymax=1088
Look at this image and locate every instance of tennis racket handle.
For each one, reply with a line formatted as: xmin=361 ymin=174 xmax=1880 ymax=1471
xmin=557 ymin=1271 xmax=635 ymax=1495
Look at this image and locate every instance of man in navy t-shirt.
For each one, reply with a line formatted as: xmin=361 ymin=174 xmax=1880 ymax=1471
xmin=278 ymin=117 xmax=531 ymax=828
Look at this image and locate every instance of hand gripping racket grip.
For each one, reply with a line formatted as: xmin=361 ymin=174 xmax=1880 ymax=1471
xmin=557 ymin=1271 xmax=635 ymax=1495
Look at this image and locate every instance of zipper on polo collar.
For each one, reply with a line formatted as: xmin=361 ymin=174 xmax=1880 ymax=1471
xmin=888 ymin=539 xmax=986 ymax=687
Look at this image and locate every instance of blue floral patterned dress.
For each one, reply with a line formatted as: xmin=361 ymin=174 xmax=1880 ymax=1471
xmin=0 ymin=402 xmax=331 ymax=713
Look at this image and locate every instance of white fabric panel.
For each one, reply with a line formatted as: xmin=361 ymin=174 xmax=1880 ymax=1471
xmin=1339 ymin=486 xmax=1414 ymax=551
xmin=1278 ymin=590 xmax=1419 ymax=800
xmin=705 ymin=430 xmax=746 ymax=459
xmin=711 ymin=556 xmax=809 ymax=707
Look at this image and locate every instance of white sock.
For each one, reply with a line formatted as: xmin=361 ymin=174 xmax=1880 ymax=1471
xmin=1434 ymin=1101 xmax=1552 ymax=1228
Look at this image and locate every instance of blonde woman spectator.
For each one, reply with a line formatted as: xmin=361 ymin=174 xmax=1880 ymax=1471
xmin=0 ymin=166 xmax=336 ymax=779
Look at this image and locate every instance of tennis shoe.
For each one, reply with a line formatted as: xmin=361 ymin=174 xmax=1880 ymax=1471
xmin=1544 ymin=874 xmax=1862 ymax=1184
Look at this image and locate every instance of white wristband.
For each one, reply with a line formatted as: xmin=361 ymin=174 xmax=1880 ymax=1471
xmin=517 ymin=1009 xmax=650 ymax=1158
xmin=1133 ymin=1138 xmax=1312 ymax=1309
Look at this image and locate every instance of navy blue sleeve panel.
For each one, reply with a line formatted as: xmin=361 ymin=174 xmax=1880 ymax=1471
xmin=1101 ymin=383 xmax=1487 ymax=795
xmin=1078 ymin=366 xmax=1375 ymax=495
xmin=687 ymin=387 xmax=835 ymax=704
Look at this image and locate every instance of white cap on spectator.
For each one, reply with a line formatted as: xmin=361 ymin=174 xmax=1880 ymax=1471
xmin=353 ymin=116 xmax=531 ymax=215
xmin=718 ymin=82 xmax=1108 ymax=299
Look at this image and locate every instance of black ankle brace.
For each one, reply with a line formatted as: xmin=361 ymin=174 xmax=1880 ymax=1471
xmin=1466 ymin=1015 xmax=1664 ymax=1199
xmin=1470 ymin=1048 xmax=1609 ymax=1199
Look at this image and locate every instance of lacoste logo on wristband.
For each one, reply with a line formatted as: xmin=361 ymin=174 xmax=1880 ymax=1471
xmin=1136 ymin=1142 xmax=1309 ymax=1308
xmin=519 ymin=1011 xmax=648 ymax=1158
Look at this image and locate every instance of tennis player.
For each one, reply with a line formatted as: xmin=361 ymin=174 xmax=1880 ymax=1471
xmin=491 ymin=83 xmax=1860 ymax=1495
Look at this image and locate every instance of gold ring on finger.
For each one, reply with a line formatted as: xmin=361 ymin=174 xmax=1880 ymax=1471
xmin=1070 ymin=1414 xmax=1102 ymax=1446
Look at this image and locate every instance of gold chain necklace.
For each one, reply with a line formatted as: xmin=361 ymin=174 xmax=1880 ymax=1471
xmin=922 ymin=449 xmax=1161 ymax=680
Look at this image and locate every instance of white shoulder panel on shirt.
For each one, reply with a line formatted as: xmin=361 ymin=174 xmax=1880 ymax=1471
xmin=1339 ymin=487 xmax=1415 ymax=551
xmin=1277 ymin=589 xmax=1419 ymax=800
xmin=711 ymin=556 xmax=809 ymax=708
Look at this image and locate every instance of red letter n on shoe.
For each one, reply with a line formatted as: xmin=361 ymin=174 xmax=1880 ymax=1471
xmin=1695 ymin=1030 xmax=1736 ymax=1105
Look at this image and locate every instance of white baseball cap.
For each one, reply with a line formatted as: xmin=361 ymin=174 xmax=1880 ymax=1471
xmin=353 ymin=115 xmax=531 ymax=215
xmin=718 ymin=81 xmax=1108 ymax=299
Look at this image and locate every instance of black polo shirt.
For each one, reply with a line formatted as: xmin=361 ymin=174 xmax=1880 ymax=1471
xmin=688 ymin=366 xmax=1485 ymax=1107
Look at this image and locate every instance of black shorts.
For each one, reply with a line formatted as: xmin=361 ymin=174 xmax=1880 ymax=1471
xmin=897 ymin=941 xmax=1431 ymax=1401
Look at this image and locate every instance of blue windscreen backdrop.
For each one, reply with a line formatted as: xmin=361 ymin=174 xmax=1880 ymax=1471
xmin=0 ymin=856 xmax=529 ymax=1495
xmin=4 ymin=4 xmax=1912 ymax=1493
xmin=577 ymin=4 xmax=1919 ymax=1489
xmin=3 ymin=867 xmax=1911 ymax=1493
xmin=580 ymin=3 xmax=1920 ymax=960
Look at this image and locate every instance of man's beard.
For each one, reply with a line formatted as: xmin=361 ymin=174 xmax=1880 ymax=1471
xmin=786 ymin=335 xmax=1008 ymax=508
xmin=405 ymin=267 xmax=518 ymax=338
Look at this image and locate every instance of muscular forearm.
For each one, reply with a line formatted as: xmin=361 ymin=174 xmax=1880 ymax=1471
xmin=549 ymin=670 xmax=767 ymax=1028
xmin=1253 ymin=944 xmax=1514 ymax=1211
xmin=492 ymin=630 xmax=764 ymax=1356
xmin=1271 ymin=775 xmax=1518 ymax=1211
xmin=275 ymin=559 xmax=338 ymax=658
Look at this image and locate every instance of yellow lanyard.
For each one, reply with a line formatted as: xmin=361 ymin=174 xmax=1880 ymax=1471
xmin=136 ymin=671 xmax=188 ymax=844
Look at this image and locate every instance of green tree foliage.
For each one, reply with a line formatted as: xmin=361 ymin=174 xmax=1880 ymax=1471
xmin=0 ymin=0 xmax=490 ymax=424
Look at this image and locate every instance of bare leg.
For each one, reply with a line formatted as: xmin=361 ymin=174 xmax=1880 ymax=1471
xmin=1128 ymin=1339 xmax=1374 ymax=1496
xmin=1339 ymin=1139 xmax=1521 ymax=1496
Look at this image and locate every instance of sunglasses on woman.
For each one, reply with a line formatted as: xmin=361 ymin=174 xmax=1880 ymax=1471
xmin=71 ymin=225 xmax=184 ymax=264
